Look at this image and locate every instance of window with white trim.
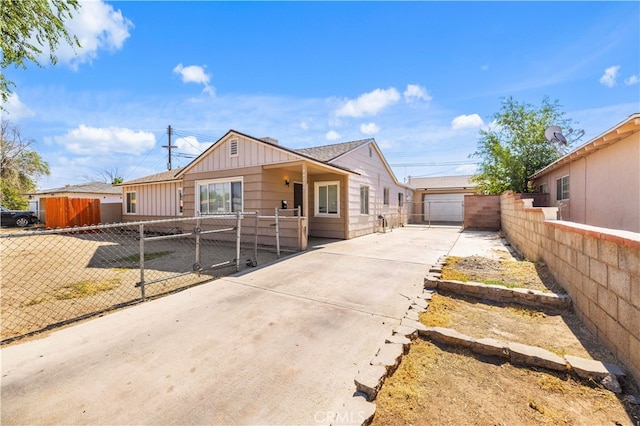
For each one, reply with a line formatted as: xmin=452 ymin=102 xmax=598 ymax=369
xmin=383 ymin=187 xmax=390 ymax=205
xmin=229 ymin=139 xmax=238 ymax=157
xmin=315 ymin=181 xmax=339 ymax=216
xmin=398 ymin=192 xmax=404 ymax=208
xmin=177 ymin=187 xmax=183 ymax=215
xmin=556 ymin=176 xmax=569 ymax=201
xmin=360 ymin=185 xmax=369 ymax=214
xmin=126 ymin=191 xmax=137 ymax=214
xmin=197 ymin=178 xmax=243 ymax=214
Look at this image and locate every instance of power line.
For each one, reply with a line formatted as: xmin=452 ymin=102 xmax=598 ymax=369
xmin=389 ymin=160 xmax=479 ymax=167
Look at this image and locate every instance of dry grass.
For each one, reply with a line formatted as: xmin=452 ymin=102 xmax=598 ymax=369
xmin=442 ymin=255 xmax=564 ymax=293
xmin=372 ymin=255 xmax=639 ymax=425
xmin=372 ymin=338 xmax=636 ymax=426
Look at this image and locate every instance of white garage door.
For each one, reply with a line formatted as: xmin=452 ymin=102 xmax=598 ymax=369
xmin=423 ymin=193 xmax=465 ymax=222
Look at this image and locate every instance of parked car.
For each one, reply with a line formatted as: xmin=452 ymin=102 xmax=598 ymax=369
xmin=0 ymin=206 xmax=39 ymax=227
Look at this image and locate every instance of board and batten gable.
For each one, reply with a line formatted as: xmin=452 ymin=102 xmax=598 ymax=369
xmin=180 ymin=133 xmax=303 ymax=217
xmin=331 ymin=141 xmax=408 ymax=238
xmin=121 ymin=181 xmax=182 ymax=219
xmin=187 ymin=134 xmax=300 ymax=174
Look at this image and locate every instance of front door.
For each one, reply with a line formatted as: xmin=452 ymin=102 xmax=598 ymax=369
xmin=293 ymin=182 xmax=303 ymax=216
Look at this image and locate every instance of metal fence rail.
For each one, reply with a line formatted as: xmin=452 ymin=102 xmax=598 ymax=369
xmin=0 ymin=212 xmax=296 ymax=344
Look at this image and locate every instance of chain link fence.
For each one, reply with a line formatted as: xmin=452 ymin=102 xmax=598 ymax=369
xmin=1 ymin=212 xmax=300 ymax=344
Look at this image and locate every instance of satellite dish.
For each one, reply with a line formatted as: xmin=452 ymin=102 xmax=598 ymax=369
xmin=545 ymin=125 xmax=567 ymax=145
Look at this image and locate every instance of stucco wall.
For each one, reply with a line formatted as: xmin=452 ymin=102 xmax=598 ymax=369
xmin=501 ymin=191 xmax=640 ymax=384
xmin=531 ymin=132 xmax=640 ymax=232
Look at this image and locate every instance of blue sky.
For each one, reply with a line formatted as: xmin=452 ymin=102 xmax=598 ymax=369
xmin=3 ymin=1 xmax=639 ymax=188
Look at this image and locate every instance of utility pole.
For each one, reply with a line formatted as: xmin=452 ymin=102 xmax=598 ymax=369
xmin=162 ymin=125 xmax=177 ymax=170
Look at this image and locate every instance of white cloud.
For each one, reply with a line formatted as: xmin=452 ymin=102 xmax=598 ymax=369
xmin=403 ymin=84 xmax=432 ymax=103
xmin=174 ymin=136 xmax=211 ymax=156
xmin=599 ymin=65 xmax=620 ymax=88
xmin=451 ymin=114 xmax=484 ymax=130
xmin=624 ymin=75 xmax=639 ymax=86
xmin=4 ymin=93 xmax=35 ymax=120
xmin=54 ymin=125 xmax=155 ymax=155
xmin=335 ymin=88 xmax=400 ymax=117
xmin=360 ymin=122 xmax=380 ymax=135
xmin=326 ymin=130 xmax=341 ymax=141
xmin=299 ymin=121 xmax=309 ymax=130
xmin=50 ymin=0 xmax=133 ymax=69
xmin=173 ymin=64 xmax=215 ymax=96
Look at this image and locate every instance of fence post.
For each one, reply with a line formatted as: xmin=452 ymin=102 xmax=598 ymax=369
xmin=275 ymin=207 xmax=281 ymax=258
xmin=194 ymin=217 xmax=201 ymax=271
xmin=297 ymin=206 xmax=301 ymax=250
xmin=139 ymin=223 xmax=146 ymax=301
xmin=253 ymin=212 xmax=258 ymax=263
xmin=235 ymin=212 xmax=241 ymax=271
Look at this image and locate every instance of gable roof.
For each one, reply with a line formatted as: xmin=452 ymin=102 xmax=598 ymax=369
xmin=175 ymin=129 xmax=358 ymax=178
xmin=408 ymin=175 xmax=476 ymax=190
xmin=294 ymin=139 xmax=372 ymax=162
xmin=530 ymin=112 xmax=640 ymax=179
xmin=120 ymin=168 xmax=184 ymax=186
xmin=31 ymin=181 xmax=122 ymax=195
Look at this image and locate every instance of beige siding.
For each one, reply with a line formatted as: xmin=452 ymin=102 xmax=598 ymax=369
xmin=332 ymin=144 xmax=407 ymax=238
xmin=122 ymin=182 xmax=181 ymax=217
xmin=190 ymin=135 xmax=299 ymax=174
xmin=308 ymin=173 xmax=347 ymax=239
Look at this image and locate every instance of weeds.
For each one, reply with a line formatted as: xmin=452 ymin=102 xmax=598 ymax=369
xmin=55 ymin=278 xmax=121 ymax=300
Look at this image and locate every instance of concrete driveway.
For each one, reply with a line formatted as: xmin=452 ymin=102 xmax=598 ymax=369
xmin=1 ymin=225 xmax=464 ymax=425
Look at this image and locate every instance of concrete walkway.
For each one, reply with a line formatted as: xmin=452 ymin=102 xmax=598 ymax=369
xmin=1 ymin=226 xmax=488 ymax=425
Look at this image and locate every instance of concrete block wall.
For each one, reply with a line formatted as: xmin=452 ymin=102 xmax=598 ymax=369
xmin=463 ymin=195 xmax=501 ymax=231
xmin=500 ymin=191 xmax=640 ymax=384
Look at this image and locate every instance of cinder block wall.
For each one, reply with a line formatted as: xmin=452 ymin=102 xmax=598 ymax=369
xmin=463 ymin=195 xmax=501 ymax=231
xmin=501 ymin=191 xmax=640 ymax=385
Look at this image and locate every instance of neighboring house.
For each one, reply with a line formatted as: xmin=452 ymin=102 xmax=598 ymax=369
xmin=27 ymin=181 xmax=123 ymax=223
xmin=530 ymin=113 xmax=640 ymax=233
xmin=120 ymin=130 xmax=410 ymax=240
xmin=407 ymin=175 xmax=477 ymax=223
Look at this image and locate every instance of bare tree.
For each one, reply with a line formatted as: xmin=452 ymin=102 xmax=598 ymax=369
xmin=0 ymin=119 xmax=50 ymax=209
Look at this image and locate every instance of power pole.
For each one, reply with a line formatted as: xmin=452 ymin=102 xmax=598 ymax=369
xmin=162 ymin=125 xmax=177 ymax=170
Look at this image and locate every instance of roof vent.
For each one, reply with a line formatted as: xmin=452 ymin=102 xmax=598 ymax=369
xmin=261 ymin=137 xmax=278 ymax=145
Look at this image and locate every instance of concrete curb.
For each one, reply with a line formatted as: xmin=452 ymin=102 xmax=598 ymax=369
xmin=421 ymin=325 xmax=628 ymax=393
xmin=424 ymin=276 xmax=572 ymax=310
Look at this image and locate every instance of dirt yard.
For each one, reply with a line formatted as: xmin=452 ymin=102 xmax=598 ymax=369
xmin=372 ymin=256 xmax=640 ymax=426
xmin=0 ymin=227 xmax=286 ymax=342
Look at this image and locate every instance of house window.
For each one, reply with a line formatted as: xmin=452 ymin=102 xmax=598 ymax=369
xmin=315 ymin=181 xmax=339 ymax=216
xmin=369 ymin=146 xmax=373 ymax=157
xmin=126 ymin=192 xmax=137 ymax=214
xmin=398 ymin=192 xmax=404 ymax=208
xmin=229 ymin=139 xmax=238 ymax=157
xmin=177 ymin=188 xmax=183 ymax=215
xmin=197 ymin=178 xmax=243 ymax=214
xmin=556 ymin=176 xmax=569 ymax=201
xmin=360 ymin=185 xmax=369 ymax=214
xmin=539 ymin=183 xmax=548 ymax=193
xmin=383 ymin=187 xmax=390 ymax=205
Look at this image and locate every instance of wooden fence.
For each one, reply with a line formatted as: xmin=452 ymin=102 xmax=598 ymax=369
xmin=44 ymin=197 xmax=101 ymax=228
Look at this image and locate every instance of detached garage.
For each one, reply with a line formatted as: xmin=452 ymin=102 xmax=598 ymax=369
xmin=408 ymin=175 xmax=477 ymax=224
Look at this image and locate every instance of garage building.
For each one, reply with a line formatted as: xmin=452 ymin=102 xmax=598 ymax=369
xmin=408 ymin=175 xmax=477 ymax=224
